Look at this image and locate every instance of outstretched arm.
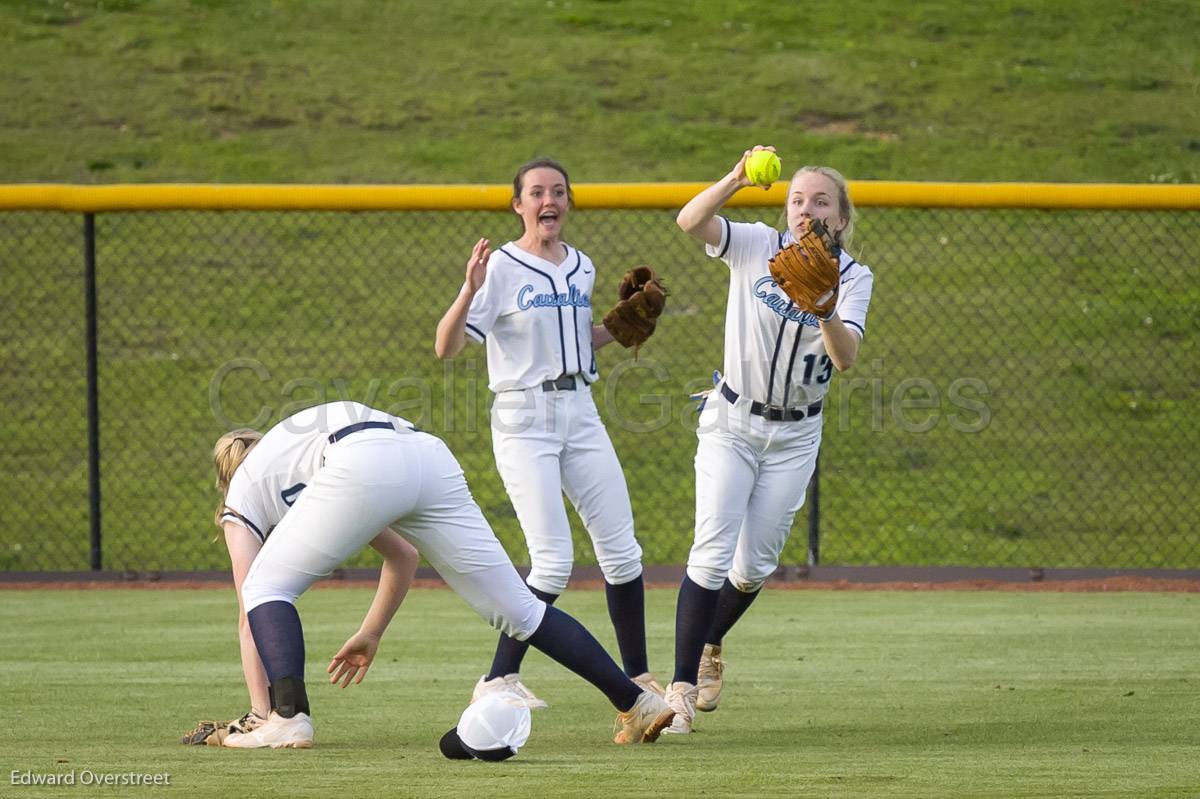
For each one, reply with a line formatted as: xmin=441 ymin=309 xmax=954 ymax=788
xmin=676 ymin=146 xmax=772 ymax=247
xmin=435 ymin=238 xmax=491 ymax=359
xmin=327 ymin=527 xmax=419 ymax=687
xmin=223 ymin=520 xmax=270 ymax=717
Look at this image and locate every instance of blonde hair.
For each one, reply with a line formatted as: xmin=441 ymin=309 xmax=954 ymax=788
xmin=793 ymin=165 xmax=856 ymax=251
xmin=212 ymin=429 xmax=262 ymax=527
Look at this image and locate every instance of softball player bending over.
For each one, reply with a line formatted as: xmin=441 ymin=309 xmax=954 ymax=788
xmin=211 ymin=400 xmax=673 ymax=748
xmin=435 ymin=158 xmax=663 ymax=708
xmin=662 ymin=147 xmax=874 ymax=734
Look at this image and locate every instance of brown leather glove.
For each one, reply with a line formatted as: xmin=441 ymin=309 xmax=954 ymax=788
xmin=602 ymin=265 xmax=667 ymax=350
xmin=768 ymin=219 xmax=842 ymax=320
xmin=179 ymin=710 xmax=266 ymax=747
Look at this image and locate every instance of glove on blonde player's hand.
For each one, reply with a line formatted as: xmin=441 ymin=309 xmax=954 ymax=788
xmin=602 ymin=266 xmax=667 ymax=350
xmin=768 ymin=219 xmax=841 ymax=320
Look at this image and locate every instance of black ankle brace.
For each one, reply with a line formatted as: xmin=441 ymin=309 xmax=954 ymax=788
xmin=271 ymin=676 xmax=310 ymax=718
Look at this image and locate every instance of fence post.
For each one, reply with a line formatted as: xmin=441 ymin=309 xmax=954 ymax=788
xmin=84 ymin=213 xmax=102 ymax=571
xmin=806 ymin=456 xmax=820 ymax=566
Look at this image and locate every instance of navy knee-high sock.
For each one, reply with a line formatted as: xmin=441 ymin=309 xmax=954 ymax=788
xmin=525 ymin=605 xmax=642 ymax=712
xmin=486 ymin=584 xmax=558 ymax=680
xmin=706 ymin=579 xmax=762 ymax=646
xmin=247 ymin=600 xmax=309 ymax=717
xmin=672 ymin=576 xmax=721 ymax=686
xmin=605 ymin=574 xmax=649 ymax=677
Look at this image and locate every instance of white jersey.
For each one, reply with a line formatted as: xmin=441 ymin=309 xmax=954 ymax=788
xmin=222 ymin=401 xmax=414 ymax=542
xmin=465 ymin=242 xmax=600 ymax=392
xmin=707 ymin=217 xmax=874 ymax=409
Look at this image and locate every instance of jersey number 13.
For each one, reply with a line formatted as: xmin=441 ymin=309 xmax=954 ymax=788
xmin=802 ymin=354 xmax=833 ymax=385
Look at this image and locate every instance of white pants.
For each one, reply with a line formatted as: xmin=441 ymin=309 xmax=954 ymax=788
xmin=491 ymin=384 xmax=643 ymax=595
xmin=242 ymin=430 xmax=546 ymax=640
xmin=686 ymin=388 xmax=823 ymax=591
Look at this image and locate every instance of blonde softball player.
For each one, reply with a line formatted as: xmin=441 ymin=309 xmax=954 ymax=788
xmin=435 ymin=158 xmax=663 ymax=708
xmin=662 ymin=147 xmax=874 ymax=733
xmin=209 ymin=401 xmax=673 ymax=748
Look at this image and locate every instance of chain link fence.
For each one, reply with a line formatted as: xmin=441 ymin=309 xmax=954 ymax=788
xmin=2 ymin=195 xmax=1197 ymax=572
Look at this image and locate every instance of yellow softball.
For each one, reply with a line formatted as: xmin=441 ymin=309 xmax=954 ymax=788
xmin=744 ymin=150 xmax=781 ymax=187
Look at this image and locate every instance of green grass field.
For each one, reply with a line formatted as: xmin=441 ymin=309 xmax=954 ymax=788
xmin=2 ymin=6 xmax=1197 ymax=798
xmin=1 ymin=586 xmax=1197 ymax=798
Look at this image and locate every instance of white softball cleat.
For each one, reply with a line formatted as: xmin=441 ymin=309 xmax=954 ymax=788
xmin=223 ymin=711 xmax=313 ymax=749
xmin=613 ymin=690 xmax=675 ymax=744
xmin=662 ymin=681 xmax=698 ymax=735
xmin=472 ymin=674 xmax=548 ymax=710
xmin=696 ymin=644 xmax=724 ymax=712
xmin=631 ymin=672 xmax=666 ymax=698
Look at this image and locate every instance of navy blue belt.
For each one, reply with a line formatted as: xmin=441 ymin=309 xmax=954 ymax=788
xmin=328 ymin=420 xmax=395 ymax=443
xmin=541 ymin=375 xmax=577 ymax=392
xmin=720 ymin=382 xmax=823 ymax=422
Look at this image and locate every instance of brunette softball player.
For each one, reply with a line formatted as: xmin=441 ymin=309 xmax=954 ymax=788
xmin=435 ymin=158 xmax=663 ymax=709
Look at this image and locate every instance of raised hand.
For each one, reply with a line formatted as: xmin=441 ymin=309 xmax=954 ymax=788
xmin=728 ymin=145 xmax=777 ymax=189
xmin=465 ymin=237 xmax=492 ymax=294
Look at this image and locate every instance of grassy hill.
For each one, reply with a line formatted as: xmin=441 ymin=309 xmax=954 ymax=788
xmin=1 ymin=0 xmax=1198 ymax=184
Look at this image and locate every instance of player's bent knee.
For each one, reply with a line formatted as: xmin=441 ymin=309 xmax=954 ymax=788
xmin=488 ymin=597 xmax=547 ymax=641
xmin=241 ymin=580 xmax=300 ymax=614
xmin=728 ymin=572 xmax=766 ymax=593
xmin=685 ymin=564 xmax=726 ymax=591
xmin=598 ymin=557 xmax=643 ymax=586
xmin=526 ymin=566 xmax=571 ymax=596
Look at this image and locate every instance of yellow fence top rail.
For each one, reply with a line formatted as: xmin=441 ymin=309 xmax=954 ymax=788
xmin=1 ymin=181 xmax=1198 ymax=212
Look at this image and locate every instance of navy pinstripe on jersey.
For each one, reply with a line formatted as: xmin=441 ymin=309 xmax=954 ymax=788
xmin=564 ymin=249 xmax=587 ymax=381
xmin=764 ymin=313 xmax=789 ymax=406
xmin=780 ymin=312 xmax=805 ymax=408
xmin=465 ymin=242 xmax=600 ymax=390
xmin=704 ymin=218 xmax=874 ymax=409
xmin=502 ymin=247 xmax=568 ymax=377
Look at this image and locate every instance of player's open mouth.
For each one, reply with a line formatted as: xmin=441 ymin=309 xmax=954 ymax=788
xmin=538 ymin=213 xmax=559 ymax=224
